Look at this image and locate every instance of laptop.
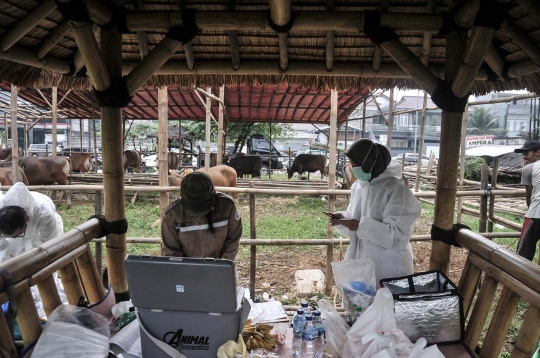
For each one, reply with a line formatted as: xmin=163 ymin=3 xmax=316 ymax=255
xmin=125 ymin=256 xmax=238 ymax=313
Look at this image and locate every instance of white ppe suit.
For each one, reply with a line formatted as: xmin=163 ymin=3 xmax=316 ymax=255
xmin=0 ymin=182 xmax=64 ymax=263
xmin=334 ymin=161 xmax=421 ymax=283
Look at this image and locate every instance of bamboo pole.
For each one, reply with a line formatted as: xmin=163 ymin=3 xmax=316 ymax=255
xmin=217 ymin=86 xmax=225 ymax=165
xmin=461 ymin=206 xmax=522 ymax=231
xmin=515 ymin=0 xmax=540 ymax=21
xmin=513 ymin=306 xmax=540 ymax=358
xmin=479 ymin=165 xmax=489 ymax=233
xmin=0 ymin=312 xmax=17 ymax=358
xmin=52 ymin=87 xmax=57 ymax=155
xmin=386 ymin=88 xmax=394 ymax=148
xmin=59 ymin=261 xmax=85 ymax=305
xmin=36 ymin=21 xmax=70 ymax=60
xmin=158 ymin=86 xmax=169 ymax=216
xmin=126 ymin=11 xmax=443 ymax=33
xmin=83 ymin=0 xmax=114 ymax=25
xmin=0 ymin=0 xmax=56 ymax=52
xmin=325 ymin=88 xmax=338 ymax=296
xmin=369 ymin=90 xmax=388 ymax=126
xmin=361 ymin=98 xmax=366 ymax=138
xmin=36 ymin=274 xmax=62 ymax=317
xmin=101 ymin=26 xmax=129 ymax=301
xmin=3 ymin=113 xmax=7 ymax=146
xmin=414 ymin=92 xmax=428 ymax=192
xmin=70 ymin=22 xmax=111 ymax=91
xmin=463 ymin=274 xmax=498 ymax=350
xmin=95 ymin=189 xmax=103 ymax=279
xmin=480 ymin=287 xmax=520 ymax=358
xmin=204 ymin=87 xmax=211 ymax=174
xmin=249 ymin=181 xmax=256 ymax=299
xmin=484 ymin=43 xmax=506 ymax=81
xmin=429 ymin=31 xmax=468 ymax=273
xmin=10 ymin=84 xmax=18 ymax=183
xmin=457 ymin=105 xmax=469 ymax=222
xmin=16 ymin=288 xmax=42 ymax=345
xmin=133 ymin=0 xmax=149 ymax=59
xmin=269 ymin=0 xmax=291 ymax=70
xmin=457 ymin=257 xmax=482 ymax=316
xmin=125 ymin=36 xmax=182 ymax=96
xmin=500 ymin=20 xmax=540 ymax=68
xmin=487 ymin=158 xmax=499 ymax=232
xmin=75 ymin=245 xmax=105 ymax=304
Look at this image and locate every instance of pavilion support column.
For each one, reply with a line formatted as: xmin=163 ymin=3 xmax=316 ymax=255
xmin=158 ymin=87 xmax=169 ymax=216
xmin=52 ymin=87 xmax=58 ymax=155
xmin=414 ymin=92 xmax=428 ymax=192
xmin=101 ymin=25 xmax=129 ymax=301
xmin=204 ymin=87 xmax=212 ymax=174
xmin=10 ymin=84 xmax=18 ymax=183
xmin=217 ymin=86 xmax=225 ymax=165
xmin=386 ymin=88 xmax=394 ymax=149
xmin=325 ymin=89 xmax=338 ymax=296
xmin=269 ymin=0 xmax=291 ymax=71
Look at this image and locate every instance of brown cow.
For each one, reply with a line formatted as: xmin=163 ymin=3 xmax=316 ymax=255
xmin=287 ymin=154 xmax=327 ymax=180
xmin=199 ymin=152 xmax=218 ymax=167
xmin=168 ymin=165 xmax=238 ymax=201
xmin=18 ymin=156 xmax=71 ymax=207
xmin=123 ymin=149 xmax=142 ymax=172
xmin=168 ymin=152 xmax=180 ymax=170
xmin=0 ymin=167 xmax=29 ymax=186
xmin=0 ymin=147 xmax=23 ymax=160
xmin=342 ymin=162 xmax=357 ymax=189
xmin=69 ymin=153 xmax=94 ymax=173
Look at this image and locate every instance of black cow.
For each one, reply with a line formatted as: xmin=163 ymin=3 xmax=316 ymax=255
xmin=287 ymin=154 xmax=327 ymax=179
xmin=225 ymin=154 xmax=262 ymax=178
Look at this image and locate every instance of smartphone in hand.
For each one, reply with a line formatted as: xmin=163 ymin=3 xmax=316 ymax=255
xmin=322 ymin=211 xmax=340 ymax=219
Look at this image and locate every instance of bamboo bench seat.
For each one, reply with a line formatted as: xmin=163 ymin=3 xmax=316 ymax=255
xmin=0 ymin=219 xmax=105 ymax=358
xmin=445 ymin=229 xmax=540 ymax=358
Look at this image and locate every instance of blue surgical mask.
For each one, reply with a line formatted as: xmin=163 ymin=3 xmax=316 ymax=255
xmin=352 ymin=166 xmax=371 ymax=182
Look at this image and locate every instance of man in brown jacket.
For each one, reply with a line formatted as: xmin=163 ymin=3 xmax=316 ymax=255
xmin=161 ymin=171 xmax=242 ymax=260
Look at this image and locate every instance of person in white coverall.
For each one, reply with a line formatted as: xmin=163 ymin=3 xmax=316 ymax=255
xmin=329 ymin=139 xmax=421 ymax=283
xmin=0 ymin=182 xmax=64 ymax=263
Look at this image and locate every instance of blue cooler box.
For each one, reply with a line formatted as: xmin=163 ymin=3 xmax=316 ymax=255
xmin=125 ymin=256 xmax=251 ymax=358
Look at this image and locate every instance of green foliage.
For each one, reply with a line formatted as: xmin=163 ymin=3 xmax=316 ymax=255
xmin=130 ymin=121 xmax=158 ymax=138
xmin=489 ymin=128 xmax=508 ymax=138
xmin=466 ymin=107 xmax=500 ymax=135
xmin=464 ymin=155 xmax=485 ymax=181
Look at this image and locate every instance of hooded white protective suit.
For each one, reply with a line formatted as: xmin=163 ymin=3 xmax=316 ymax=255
xmin=0 ymin=182 xmax=64 ymax=262
xmin=334 ymin=161 xmax=421 ymax=283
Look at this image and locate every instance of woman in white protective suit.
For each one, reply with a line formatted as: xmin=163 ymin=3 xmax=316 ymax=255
xmin=329 ymin=139 xmax=421 ymax=283
xmin=0 ymin=182 xmax=64 ymax=263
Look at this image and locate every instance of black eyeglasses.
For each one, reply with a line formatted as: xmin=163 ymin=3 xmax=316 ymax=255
xmin=0 ymin=227 xmax=26 ymax=239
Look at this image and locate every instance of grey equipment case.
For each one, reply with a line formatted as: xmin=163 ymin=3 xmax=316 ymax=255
xmin=125 ymin=255 xmax=251 ymax=358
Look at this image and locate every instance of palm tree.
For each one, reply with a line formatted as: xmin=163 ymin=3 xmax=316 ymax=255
xmin=466 ymin=107 xmax=499 ymax=135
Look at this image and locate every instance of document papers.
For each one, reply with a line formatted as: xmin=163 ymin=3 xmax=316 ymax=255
xmin=109 ymin=320 xmax=142 ymax=358
xmin=248 ymin=301 xmax=289 ymax=324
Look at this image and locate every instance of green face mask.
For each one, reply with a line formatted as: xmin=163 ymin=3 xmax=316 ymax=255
xmin=352 ymin=166 xmax=371 ymax=182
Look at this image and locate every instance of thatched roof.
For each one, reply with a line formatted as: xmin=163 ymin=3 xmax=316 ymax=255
xmin=0 ymin=0 xmax=539 ymax=97
xmin=147 ymin=125 xmax=194 ymax=140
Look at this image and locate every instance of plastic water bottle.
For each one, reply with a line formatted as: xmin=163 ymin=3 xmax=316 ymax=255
xmin=355 ymin=305 xmax=364 ymax=321
xmin=301 ymin=315 xmax=316 ymax=358
xmin=301 ymin=300 xmax=310 ymax=314
xmin=312 ymin=310 xmax=325 ymax=358
xmin=292 ymin=309 xmax=306 ymax=356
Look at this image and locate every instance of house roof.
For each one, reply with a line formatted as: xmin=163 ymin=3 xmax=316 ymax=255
xmin=393 ymin=95 xmax=437 ymax=110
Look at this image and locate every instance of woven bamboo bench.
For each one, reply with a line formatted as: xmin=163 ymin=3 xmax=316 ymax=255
xmin=438 ymin=229 xmax=540 ymax=358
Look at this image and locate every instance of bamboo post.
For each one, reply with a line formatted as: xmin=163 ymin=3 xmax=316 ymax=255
xmin=457 ymin=105 xmax=469 ymax=222
xmin=269 ymin=123 xmax=272 ymax=179
xmin=487 ymin=157 xmax=498 ymax=233
xmin=95 ymin=190 xmax=103 ymax=278
xmin=176 ymin=0 xmax=195 ymax=70
xmin=133 ymin=0 xmax=149 ymax=59
xmin=158 ymin=87 xmax=169 ymax=216
xmin=429 ymin=31 xmax=468 ymax=273
xmin=101 ymin=25 xmax=129 ymax=301
xmin=361 ymin=98 xmax=366 ymax=138
xmin=52 ymin=86 xmax=57 ymax=155
xmin=3 ymin=113 xmax=7 ymax=146
xmin=325 ymin=0 xmax=335 ymax=71
xmin=269 ymin=0 xmax=291 ymax=70
xmin=217 ymin=86 xmax=225 ymax=165
xmin=457 ymin=258 xmax=482 ymax=316
xmin=76 ymin=245 xmax=105 ymax=304
xmin=36 ymin=274 xmax=62 ymax=317
xmin=414 ymin=92 xmax=428 ymax=192
xmin=59 ymin=261 xmax=85 ymax=304
xmin=0 ymin=312 xmax=17 ymax=357
xmin=10 ymin=84 xmax=18 ymax=183
xmin=386 ymin=88 xmax=394 ymax=149
xmin=479 ymin=287 xmax=520 ymax=358
xmin=249 ymin=181 xmax=256 ymax=299
xmin=325 ymin=89 xmax=338 ymax=296
xmin=23 ymin=122 xmax=27 ymax=156
xmin=479 ymin=165 xmax=489 ymax=233
xmin=16 ymin=288 xmax=42 ymax=345
xmin=513 ymin=306 xmax=540 ymax=358
xmin=463 ymin=275 xmax=498 ymax=349
xmin=204 ymin=87 xmax=211 ymax=174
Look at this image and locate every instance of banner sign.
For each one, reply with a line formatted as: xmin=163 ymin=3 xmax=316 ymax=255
xmin=466 ymin=135 xmax=493 ymax=148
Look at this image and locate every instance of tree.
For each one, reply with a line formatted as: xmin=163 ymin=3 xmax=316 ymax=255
xmin=184 ymin=121 xmax=294 ymax=153
xmin=466 ymin=107 xmax=499 ymax=135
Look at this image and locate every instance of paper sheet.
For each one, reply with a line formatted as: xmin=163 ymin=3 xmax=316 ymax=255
xmin=249 ymin=301 xmax=288 ymax=324
xmin=109 ymin=319 xmax=142 ymax=358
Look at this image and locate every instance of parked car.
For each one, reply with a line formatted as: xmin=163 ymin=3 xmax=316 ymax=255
xmin=392 ymin=153 xmax=430 ymax=166
xmin=27 ymin=144 xmax=63 ymax=157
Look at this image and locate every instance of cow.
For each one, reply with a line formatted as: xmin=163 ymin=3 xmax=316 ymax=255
xmin=0 ymin=167 xmax=29 ymax=186
xmin=199 ymin=152 xmax=217 ymax=167
xmin=0 ymin=147 xmax=23 ymax=161
xmin=68 ymin=153 xmax=94 ymax=173
xmin=225 ymin=154 xmax=262 ymax=178
xmin=168 ymin=152 xmax=180 ymax=170
xmin=17 ymin=156 xmax=71 ymax=208
xmin=168 ymin=165 xmax=238 ymax=201
xmin=123 ymin=149 xmax=142 ymax=173
xmin=342 ymin=162 xmax=357 ymax=189
xmin=287 ymin=154 xmax=327 ymax=180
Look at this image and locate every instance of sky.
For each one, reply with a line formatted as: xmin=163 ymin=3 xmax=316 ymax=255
xmin=383 ymin=88 xmax=532 ymax=102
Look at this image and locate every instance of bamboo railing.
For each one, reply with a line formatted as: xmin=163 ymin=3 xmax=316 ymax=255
xmin=0 ymin=219 xmax=105 ymax=356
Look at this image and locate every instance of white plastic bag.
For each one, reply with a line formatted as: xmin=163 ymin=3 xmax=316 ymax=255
xmin=318 ymin=299 xmax=349 ymax=358
xmin=331 ymin=259 xmax=376 ymax=315
xmin=31 ymin=305 xmax=110 ymax=358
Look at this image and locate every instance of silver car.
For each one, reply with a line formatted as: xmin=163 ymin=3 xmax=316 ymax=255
xmin=27 ymin=144 xmax=63 ymax=157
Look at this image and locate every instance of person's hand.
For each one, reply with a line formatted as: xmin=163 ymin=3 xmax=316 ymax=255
xmin=338 ymin=218 xmax=359 ymax=231
xmin=329 ymin=213 xmax=344 ymax=226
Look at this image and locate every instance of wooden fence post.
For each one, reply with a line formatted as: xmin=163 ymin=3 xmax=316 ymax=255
xmin=249 ymin=181 xmax=256 ymax=299
xmin=479 ymin=165 xmax=489 ymax=233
